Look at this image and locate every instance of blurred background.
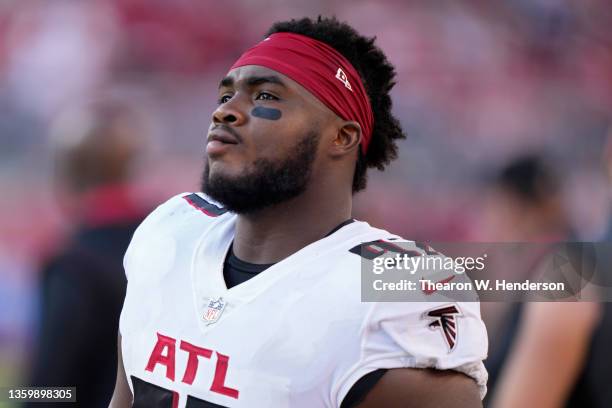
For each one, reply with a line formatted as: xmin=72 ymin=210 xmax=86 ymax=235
xmin=1 ymin=0 xmax=611 ymax=407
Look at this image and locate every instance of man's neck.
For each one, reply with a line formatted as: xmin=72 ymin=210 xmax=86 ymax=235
xmin=232 ymin=186 xmax=352 ymax=264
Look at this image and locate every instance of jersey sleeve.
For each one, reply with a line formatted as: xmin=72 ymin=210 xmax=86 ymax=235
xmin=336 ymin=300 xmax=488 ymax=405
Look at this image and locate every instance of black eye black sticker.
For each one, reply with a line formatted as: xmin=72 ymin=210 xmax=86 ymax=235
xmin=251 ymin=106 xmax=282 ymax=120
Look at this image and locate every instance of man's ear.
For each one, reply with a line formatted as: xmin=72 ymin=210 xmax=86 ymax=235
xmin=330 ymin=121 xmax=361 ymax=158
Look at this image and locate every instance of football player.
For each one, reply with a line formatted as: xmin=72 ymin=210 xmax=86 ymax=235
xmin=110 ymin=17 xmax=488 ymax=408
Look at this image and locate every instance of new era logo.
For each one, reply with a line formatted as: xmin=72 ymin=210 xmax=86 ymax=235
xmin=336 ymin=68 xmax=353 ymax=91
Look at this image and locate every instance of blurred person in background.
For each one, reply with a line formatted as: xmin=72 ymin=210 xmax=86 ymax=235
xmin=481 ymin=154 xmax=571 ymax=243
xmin=480 ymin=155 xmax=573 ymax=395
xmin=26 ymin=101 xmax=149 ymax=408
xmin=482 ymin=154 xmax=603 ymax=407
xmin=478 ymin=154 xmax=574 ymax=341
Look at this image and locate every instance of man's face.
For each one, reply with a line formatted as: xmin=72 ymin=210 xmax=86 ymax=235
xmin=201 ymin=65 xmax=336 ymax=213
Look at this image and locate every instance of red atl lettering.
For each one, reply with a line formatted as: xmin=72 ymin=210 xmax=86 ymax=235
xmin=145 ymin=333 xmax=239 ymax=399
xmin=145 ymin=332 xmax=176 ymax=381
xmin=211 ymin=352 xmax=240 ymax=398
xmin=180 ymin=340 xmax=213 ymax=385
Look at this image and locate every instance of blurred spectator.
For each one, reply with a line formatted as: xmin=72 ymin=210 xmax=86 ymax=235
xmin=483 ymin=153 xmax=604 ymax=407
xmin=480 ymin=154 xmax=574 ymax=384
xmin=25 ymin=101 xmax=149 ymax=408
xmin=557 ymin=129 xmax=612 ymax=407
xmin=481 ymin=154 xmax=571 ymax=242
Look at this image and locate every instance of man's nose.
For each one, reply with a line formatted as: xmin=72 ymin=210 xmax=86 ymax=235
xmin=212 ymin=97 xmax=247 ymax=126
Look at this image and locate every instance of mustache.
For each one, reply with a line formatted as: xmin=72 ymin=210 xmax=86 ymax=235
xmin=209 ymin=124 xmax=243 ymax=143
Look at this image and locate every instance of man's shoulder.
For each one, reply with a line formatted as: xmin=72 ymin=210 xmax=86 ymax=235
xmin=123 ymin=193 xmax=232 ymax=281
xmin=313 ymin=221 xmax=403 ymax=266
xmin=339 ymin=223 xmax=424 ymax=263
xmin=127 ymin=191 xmax=232 ymax=249
xmin=136 ymin=192 xmax=229 ymax=232
xmin=155 ymin=191 xmax=228 ymax=217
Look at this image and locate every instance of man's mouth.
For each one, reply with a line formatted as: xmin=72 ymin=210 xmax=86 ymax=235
xmin=206 ymin=129 xmax=240 ymax=156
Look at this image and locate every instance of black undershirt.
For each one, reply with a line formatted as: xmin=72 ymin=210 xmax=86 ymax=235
xmin=222 ymin=219 xmax=387 ymax=407
xmin=223 ymin=246 xmax=275 ymax=288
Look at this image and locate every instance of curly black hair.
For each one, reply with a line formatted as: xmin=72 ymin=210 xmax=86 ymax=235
xmin=266 ymin=16 xmax=406 ymax=192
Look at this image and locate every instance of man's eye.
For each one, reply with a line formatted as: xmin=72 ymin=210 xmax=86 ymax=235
xmin=255 ymin=92 xmax=278 ymax=101
xmin=218 ymin=94 xmax=232 ymax=104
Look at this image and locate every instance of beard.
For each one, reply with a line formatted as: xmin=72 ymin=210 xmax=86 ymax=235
xmin=201 ymin=130 xmax=320 ymax=214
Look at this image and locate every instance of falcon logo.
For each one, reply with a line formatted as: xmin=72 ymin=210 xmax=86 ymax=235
xmin=336 ymin=68 xmax=353 ymax=91
xmin=423 ymin=304 xmax=462 ymax=352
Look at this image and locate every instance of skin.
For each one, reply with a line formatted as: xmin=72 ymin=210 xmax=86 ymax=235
xmin=356 ymin=369 xmax=482 ymax=408
xmin=109 ymin=333 xmax=131 ymax=407
xmin=208 ymin=65 xmax=360 ymax=264
xmin=109 ymin=65 xmax=482 ymax=407
xmin=490 ymin=301 xmax=600 ymax=408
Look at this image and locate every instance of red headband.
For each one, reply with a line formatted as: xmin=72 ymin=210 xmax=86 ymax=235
xmin=230 ymin=32 xmax=374 ymax=154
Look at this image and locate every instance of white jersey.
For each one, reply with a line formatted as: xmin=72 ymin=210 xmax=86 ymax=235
xmin=119 ymin=193 xmax=488 ymax=408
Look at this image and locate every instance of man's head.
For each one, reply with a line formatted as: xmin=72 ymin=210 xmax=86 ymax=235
xmin=51 ymin=101 xmax=146 ymax=194
xmin=483 ymin=154 xmax=566 ymax=240
xmin=201 ymin=16 xmax=405 ymax=213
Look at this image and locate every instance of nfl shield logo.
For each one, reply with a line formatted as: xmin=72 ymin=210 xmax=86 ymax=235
xmin=203 ymin=297 xmax=226 ymax=325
